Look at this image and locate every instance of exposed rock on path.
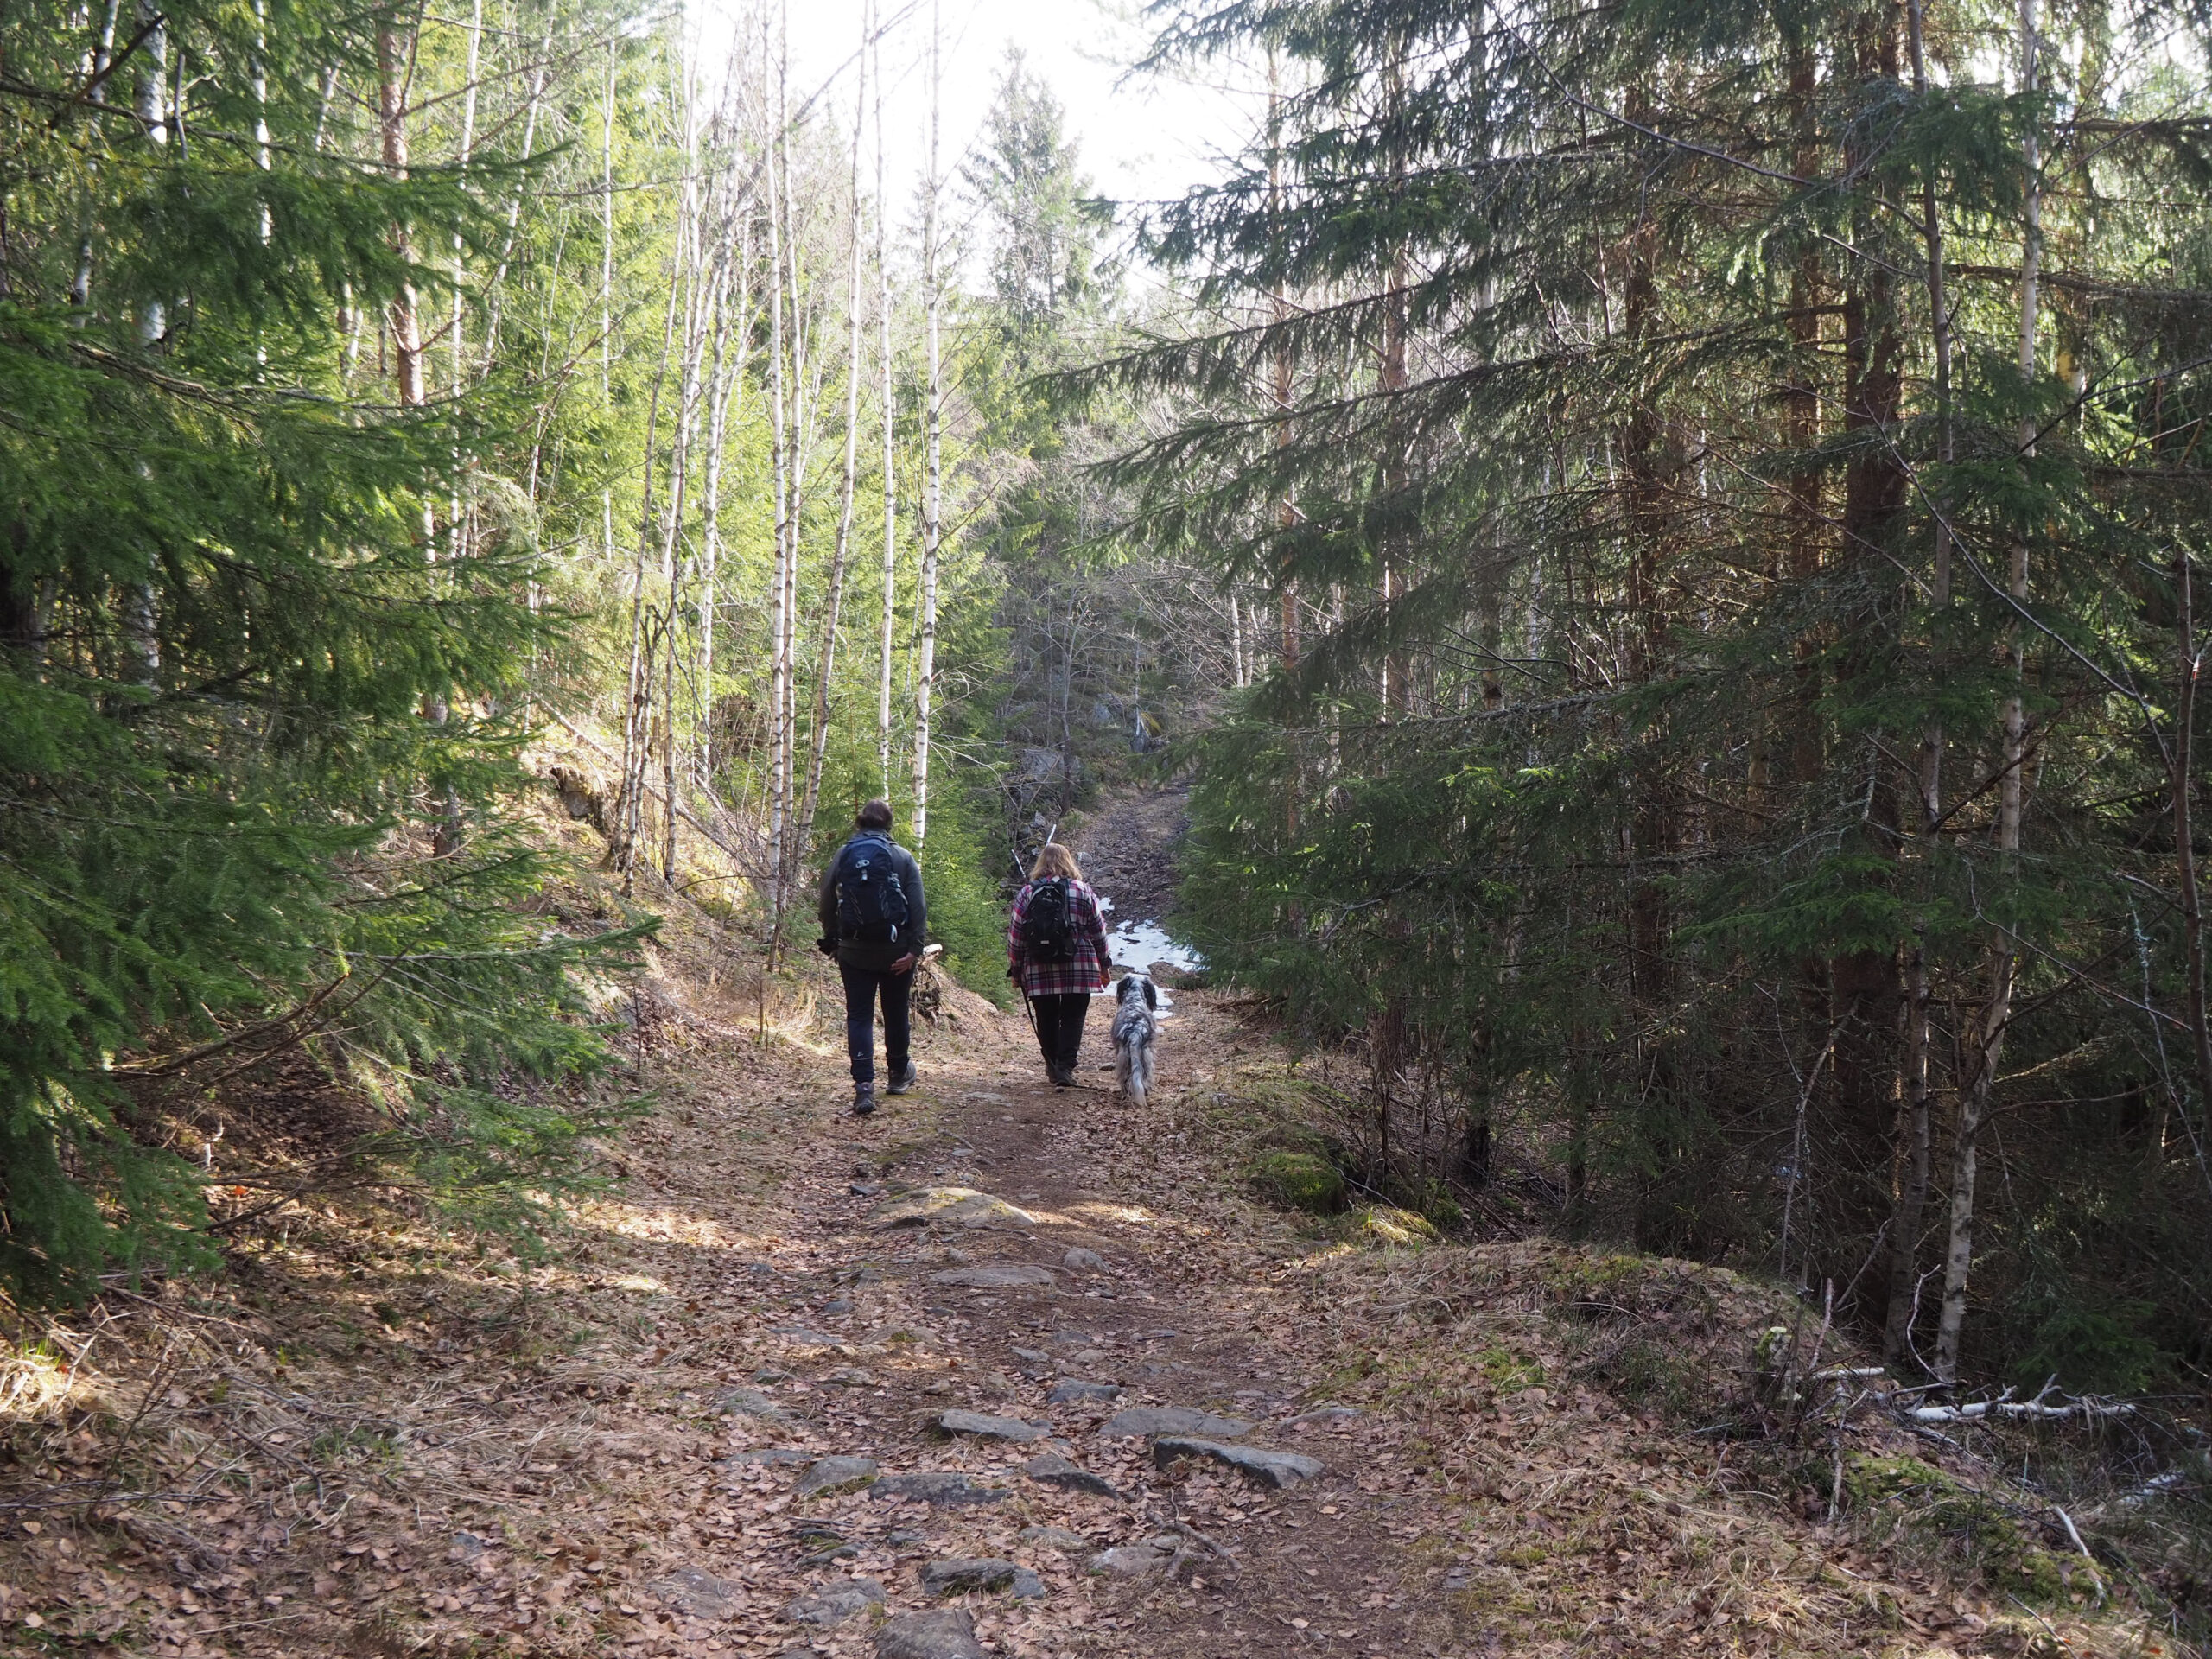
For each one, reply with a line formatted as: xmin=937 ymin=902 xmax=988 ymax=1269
xmin=1150 ymin=1436 xmax=1325 ymax=1489
xmin=931 ymin=1408 xmax=1051 ymax=1445
xmin=1098 ymin=1404 xmax=1255 ymax=1440
xmin=874 ymin=1607 xmax=986 ymax=1659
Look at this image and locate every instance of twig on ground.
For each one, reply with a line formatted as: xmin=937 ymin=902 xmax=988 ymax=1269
xmin=2050 ymin=1505 xmax=2107 ymax=1605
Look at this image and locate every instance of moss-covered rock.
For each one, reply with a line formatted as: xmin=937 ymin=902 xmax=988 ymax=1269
xmin=1843 ymin=1453 xmax=2071 ymax=1601
xmin=1249 ymin=1149 xmax=1345 ymax=1214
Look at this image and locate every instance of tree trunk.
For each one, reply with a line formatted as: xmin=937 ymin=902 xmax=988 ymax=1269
xmin=658 ymin=79 xmax=706 ymax=885
xmin=1377 ymin=42 xmax=1409 ymax=718
xmin=765 ymin=48 xmax=793 ymax=922
xmin=450 ymin=0 xmax=480 ymax=398
xmin=1937 ymin=0 xmax=2040 ymax=1382
xmin=2172 ymin=549 xmax=2212 ymax=1115
xmin=620 ymin=181 xmax=687 ymax=893
xmin=1620 ymin=87 xmax=1673 ymax=1028
xmin=796 ymin=35 xmax=871 ymax=862
xmin=775 ymin=54 xmax=810 ymax=911
xmin=601 ymin=37 xmax=616 ymax=400
xmin=911 ymin=7 xmax=942 ymax=849
xmin=376 ymin=15 xmax=423 ymax=409
xmin=1821 ymin=4 xmax=1910 ymax=1304
xmin=875 ymin=11 xmax=897 ymax=800
xmin=697 ymin=219 xmax=748 ymax=781
xmin=1268 ymin=50 xmax=1299 ymax=844
xmin=122 ymin=0 xmax=168 ymax=686
xmin=1888 ymin=0 xmax=1955 ymax=1369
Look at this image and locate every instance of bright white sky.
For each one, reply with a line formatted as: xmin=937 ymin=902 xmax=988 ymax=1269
xmin=699 ymin=0 xmax=1264 ymax=264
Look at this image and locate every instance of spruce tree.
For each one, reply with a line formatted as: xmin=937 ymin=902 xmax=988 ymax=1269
xmin=1090 ymin=0 xmax=2212 ymax=1384
xmin=0 ymin=0 xmax=638 ymax=1302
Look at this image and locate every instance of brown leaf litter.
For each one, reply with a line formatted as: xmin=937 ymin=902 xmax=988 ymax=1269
xmin=0 ymin=894 xmax=2171 ymax=1659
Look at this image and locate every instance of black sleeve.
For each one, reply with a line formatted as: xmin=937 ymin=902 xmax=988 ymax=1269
xmin=900 ymin=846 xmax=927 ymax=946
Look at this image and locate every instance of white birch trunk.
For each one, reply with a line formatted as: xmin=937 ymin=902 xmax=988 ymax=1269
xmin=620 ymin=193 xmax=689 ymax=893
xmin=1937 ymin=0 xmax=2041 ymax=1383
xmin=795 ymin=27 xmax=870 ymax=861
xmin=73 ymin=0 xmax=122 ymax=307
xmin=911 ymin=3 xmax=942 ymax=849
xmin=122 ymin=0 xmax=168 ymax=684
xmin=776 ymin=39 xmax=813 ymax=897
xmin=875 ymin=9 xmax=897 ymax=798
xmin=765 ymin=47 xmax=792 ymax=923
xmin=376 ymin=17 xmax=423 ymax=409
xmin=480 ymin=34 xmax=550 ymax=364
xmin=601 ymin=37 xmax=616 ymax=400
xmin=658 ymin=70 xmax=707 ymax=882
xmin=697 ymin=221 xmax=748 ymax=780
xmin=451 ymin=0 xmax=480 ymax=388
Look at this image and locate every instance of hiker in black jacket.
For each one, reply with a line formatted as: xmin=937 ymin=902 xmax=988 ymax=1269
xmin=816 ymin=799 xmax=928 ymax=1116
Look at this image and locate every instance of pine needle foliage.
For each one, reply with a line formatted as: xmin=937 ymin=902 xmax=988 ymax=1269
xmin=1084 ymin=0 xmax=2212 ymax=1385
xmin=0 ymin=1 xmax=644 ymax=1305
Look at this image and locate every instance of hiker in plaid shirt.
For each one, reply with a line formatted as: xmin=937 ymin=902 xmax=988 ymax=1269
xmin=1007 ymin=844 xmax=1112 ymax=1087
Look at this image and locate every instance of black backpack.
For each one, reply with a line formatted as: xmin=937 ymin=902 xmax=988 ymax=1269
xmin=834 ymin=836 xmax=911 ymax=945
xmin=1020 ymin=877 xmax=1077 ymax=963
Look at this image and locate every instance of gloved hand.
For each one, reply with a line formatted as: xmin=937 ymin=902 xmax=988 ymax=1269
xmin=816 ymin=937 xmax=837 ymax=957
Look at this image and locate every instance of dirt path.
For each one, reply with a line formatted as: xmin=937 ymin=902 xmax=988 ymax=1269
xmin=3 ymin=801 xmax=2084 ymax=1658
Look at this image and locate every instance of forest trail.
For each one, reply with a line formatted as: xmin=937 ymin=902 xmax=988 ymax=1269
xmin=4 ymin=796 xmax=2109 ymax=1658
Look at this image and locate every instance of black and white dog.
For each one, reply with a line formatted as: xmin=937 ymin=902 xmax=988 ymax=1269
xmin=1110 ymin=972 xmax=1160 ymax=1107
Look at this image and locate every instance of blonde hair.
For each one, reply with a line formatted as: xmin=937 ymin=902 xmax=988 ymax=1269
xmin=1029 ymin=843 xmax=1082 ymax=883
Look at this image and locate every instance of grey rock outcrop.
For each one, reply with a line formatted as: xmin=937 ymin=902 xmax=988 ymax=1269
xmin=1017 ymin=1524 xmax=1091 ymax=1553
xmin=874 ymin=1609 xmax=985 ymax=1659
xmin=652 ymin=1566 xmax=744 ymax=1618
xmin=1098 ymin=1405 xmax=1253 ymax=1440
xmin=1150 ymin=1436 xmax=1324 ymax=1489
xmin=934 ymin=1408 xmax=1049 ymax=1444
xmin=918 ymin=1557 xmax=1042 ymax=1598
xmin=797 ymin=1456 xmax=879 ymax=1497
xmin=1086 ymin=1537 xmax=1180 ymax=1577
xmin=1021 ymin=1451 xmax=1120 ymax=1498
xmin=868 ymin=1471 xmax=1010 ymax=1506
xmin=1046 ymin=1379 xmax=1122 ymax=1405
xmin=716 ymin=1387 xmax=807 ymax=1426
xmin=871 ymin=1188 xmax=1039 ymax=1229
xmin=783 ymin=1578 xmax=887 ymax=1625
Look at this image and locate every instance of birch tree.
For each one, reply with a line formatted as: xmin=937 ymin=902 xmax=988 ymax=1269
xmin=911 ymin=2 xmax=943 ymax=850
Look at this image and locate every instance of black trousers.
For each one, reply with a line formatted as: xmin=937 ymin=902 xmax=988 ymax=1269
xmin=840 ymin=963 xmax=912 ymax=1084
xmin=1028 ymin=992 xmax=1091 ymax=1074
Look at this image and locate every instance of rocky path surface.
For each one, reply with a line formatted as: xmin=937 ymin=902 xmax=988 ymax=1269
xmin=4 ymin=792 xmax=2066 ymax=1658
xmin=563 ymin=985 xmax=1453 ymax=1659
xmin=172 ymin=969 xmax=1976 ymax=1659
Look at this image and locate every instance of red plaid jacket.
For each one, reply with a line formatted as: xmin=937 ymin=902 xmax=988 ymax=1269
xmin=1007 ymin=879 xmax=1112 ymax=998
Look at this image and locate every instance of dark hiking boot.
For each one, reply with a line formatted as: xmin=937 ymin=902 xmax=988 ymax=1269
xmin=853 ymin=1081 xmax=877 ymax=1116
xmin=886 ymin=1062 xmax=918 ymax=1096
